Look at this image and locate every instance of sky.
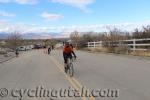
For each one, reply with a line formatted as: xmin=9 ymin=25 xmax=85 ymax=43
xmin=0 ymin=0 xmax=150 ymax=37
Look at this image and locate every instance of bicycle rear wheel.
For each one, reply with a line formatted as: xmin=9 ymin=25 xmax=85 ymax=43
xmin=69 ymin=63 xmax=74 ymax=77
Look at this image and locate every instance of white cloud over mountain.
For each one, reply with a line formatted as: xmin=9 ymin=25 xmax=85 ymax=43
xmin=0 ymin=20 xmax=150 ymax=38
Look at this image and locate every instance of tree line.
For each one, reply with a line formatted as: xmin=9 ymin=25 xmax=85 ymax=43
xmin=70 ymin=25 xmax=150 ymax=48
xmin=1 ymin=31 xmax=57 ymax=50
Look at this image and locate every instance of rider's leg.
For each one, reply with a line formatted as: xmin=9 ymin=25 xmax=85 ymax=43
xmin=63 ymin=53 xmax=68 ymax=68
xmin=70 ymin=54 xmax=73 ymax=60
xmin=64 ymin=58 xmax=68 ymax=73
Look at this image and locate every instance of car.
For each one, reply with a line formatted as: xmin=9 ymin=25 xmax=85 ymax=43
xmin=25 ymin=45 xmax=32 ymax=50
xmin=34 ymin=44 xmax=43 ymax=49
xmin=17 ymin=46 xmax=26 ymax=51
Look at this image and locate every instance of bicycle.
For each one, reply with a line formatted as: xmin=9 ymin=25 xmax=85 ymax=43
xmin=65 ymin=57 xmax=74 ymax=77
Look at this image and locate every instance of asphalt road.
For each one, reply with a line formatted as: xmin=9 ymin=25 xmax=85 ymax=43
xmin=0 ymin=49 xmax=150 ymax=100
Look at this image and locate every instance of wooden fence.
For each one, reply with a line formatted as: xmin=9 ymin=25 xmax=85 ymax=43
xmin=87 ymin=38 xmax=150 ymax=51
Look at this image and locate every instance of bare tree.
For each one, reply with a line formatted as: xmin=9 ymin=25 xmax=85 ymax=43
xmin=70 ymin=31 xmax=80 ymax=48
xmin=142 ymin=25 xmax=150 ymax=38
xmin=132 ymin=28 xmax=141 ymax=39
xmin=132 ymin=25 xmax=150 ymax=39
xmin=7 ymin=31 xmax=22 ymax=49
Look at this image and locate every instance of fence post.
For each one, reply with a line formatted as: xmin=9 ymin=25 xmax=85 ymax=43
xmin=100 ymin=41 xmax=102 ymax=47
xmin=94 ymin=41 xmax=96 ymax=48
xmin=133 ymin=39 xmax=136 ymax=52
xmin=88 ymin=42 xmax=89 ymax=48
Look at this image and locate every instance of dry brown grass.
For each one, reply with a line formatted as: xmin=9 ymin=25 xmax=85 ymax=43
xmin=83 ymin=47 xmax=109 ymax=53
xmin=131 ymin=51 xmax=150 ymax=57
xmin=83 ymin=47 xmax=150 ymax=57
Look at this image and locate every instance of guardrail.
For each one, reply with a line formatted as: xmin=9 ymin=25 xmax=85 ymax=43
xmin=87 ymin=38 xmax=150 ymax=51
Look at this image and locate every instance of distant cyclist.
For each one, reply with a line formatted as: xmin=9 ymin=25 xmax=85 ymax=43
xmin=15 ymin=48 xmax=19 ymax=57
xmin=48 ymin=46 xmax=51 ymax=55
xmin=63 ymin=42 xmax=76 ymax=71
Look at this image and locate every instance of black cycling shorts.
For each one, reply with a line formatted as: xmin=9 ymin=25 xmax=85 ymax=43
xmin=63 ymin=52 xmax=72 ymax=63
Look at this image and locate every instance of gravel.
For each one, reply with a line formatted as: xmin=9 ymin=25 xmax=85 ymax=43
xmin=0 ymin=52 xmax=15 ymax=63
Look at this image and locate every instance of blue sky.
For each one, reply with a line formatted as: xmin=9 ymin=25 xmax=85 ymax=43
xmin=0 ymin=0 xmax=150 ymax=37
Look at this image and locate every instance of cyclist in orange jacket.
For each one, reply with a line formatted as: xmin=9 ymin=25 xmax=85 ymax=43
xmin=63 ymin=42 xmax=76 ymax=71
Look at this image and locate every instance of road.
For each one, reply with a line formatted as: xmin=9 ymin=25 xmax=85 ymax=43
xmin=0 ymin=49 xmax=150 ymax=100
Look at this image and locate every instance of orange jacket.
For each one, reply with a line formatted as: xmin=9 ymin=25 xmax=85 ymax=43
xmin=63 ymin=46 xmax=73 ymax=53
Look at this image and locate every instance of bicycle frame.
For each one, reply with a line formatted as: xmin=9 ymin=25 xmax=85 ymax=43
xmin=66 ymin=57 xmax=74 ymax=77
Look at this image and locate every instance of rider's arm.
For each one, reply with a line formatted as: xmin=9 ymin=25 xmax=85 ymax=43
xmin=71 ymin=48 xmax=76 ymax=58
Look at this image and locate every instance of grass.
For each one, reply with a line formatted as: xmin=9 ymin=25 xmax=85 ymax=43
xmin=82 ymin=47 xmax=150 ymax=57
xmin=131 ymin=51 xmax=150 ymax=57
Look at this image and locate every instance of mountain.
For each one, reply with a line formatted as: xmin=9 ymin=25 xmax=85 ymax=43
xmin=0 ymin=32 xmax=61 ymax=39
xmin=23 ymin=32 xmax=61 ymax=39
xmin=0 ymin=33 xmax=9 ymax=39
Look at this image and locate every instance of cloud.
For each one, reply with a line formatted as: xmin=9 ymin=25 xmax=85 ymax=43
xmin=50 ymin=0 xmax=95 ymax=12
xmin=0 ymin=0 xmax=11 ymax=3
xmin=0 ymin=20 xmax=150 ymax=38
xmin=0 ymin=10 xmax=15 ymax=17
xmin=41 ymin=12 xmax=63 ymax=21
xmin=0 ymin=19 xmax=9 ymax=23
xmin=15 ymin=0 xmax=38 ymax=4
xmin=0 ymin=0 xmax=38 ymax=5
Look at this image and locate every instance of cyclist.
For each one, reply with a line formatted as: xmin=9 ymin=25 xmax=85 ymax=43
xmin=63 ymin=42 xmax=76 ymax=72
xmin=15 ymin=48 xmax=19 ymax=57
xmin=48 ymin=46 xmax=51 ymax=55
